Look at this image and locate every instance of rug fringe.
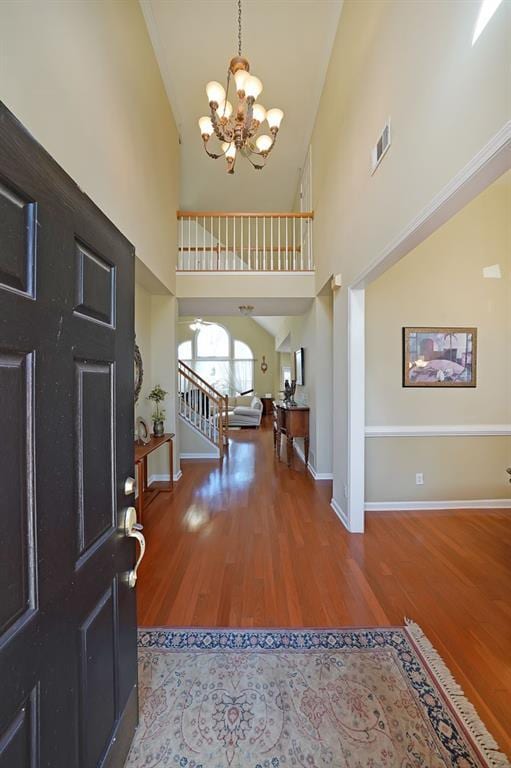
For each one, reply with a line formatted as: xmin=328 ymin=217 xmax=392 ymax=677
xmin=404 ymin=619 xmax=510 ymax=767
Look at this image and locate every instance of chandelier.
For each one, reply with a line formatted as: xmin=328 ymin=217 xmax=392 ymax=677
xmin=198 ymin=0 xmax=284 ymax=174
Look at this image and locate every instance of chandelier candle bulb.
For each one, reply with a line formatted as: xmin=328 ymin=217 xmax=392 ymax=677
xmin=266 ymin=108 xmax=284 ymax=130
xmin=198 ymin=116 xmax=213 ymax=138
xmin=234 ymin=69 xmax=249 ymax=94
xmin=251 ymin=104 xmax=266 ymax=124
xmin=244 ymin=75 xmax=263 ymax=100
xmin=256 ymin=134 xmax=273 ymax=153
xmin=206 ymin=81 xmax=225 ymax=106
xmin=216 ymin=100 xmax=233 ymax=119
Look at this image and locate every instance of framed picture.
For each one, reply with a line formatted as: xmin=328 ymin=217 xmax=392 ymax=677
xmin=136 ymin=416 xmax=151 ymax=444
xmin=403 ymin=327 xmax=477 ymax=387
xmin=294 ymin=347 xmax=305 ymax=386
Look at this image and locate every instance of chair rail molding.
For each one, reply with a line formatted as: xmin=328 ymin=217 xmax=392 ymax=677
xmin=365 ymin=424 xmax=511 ymax=438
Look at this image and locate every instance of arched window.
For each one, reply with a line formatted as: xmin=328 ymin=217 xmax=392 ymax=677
xmin=196 ymin=324 xmax=229 ymax=358
xmin=178 ymin=340 xmax=192 ymax=360
xmin=180 ymin=323 xmax=254 ymax=395
xmin=233 ymin=340 xmax=254 ymax=394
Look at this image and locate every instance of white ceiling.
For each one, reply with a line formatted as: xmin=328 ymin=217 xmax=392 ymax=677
xmin=141 ymin=0 xmax=342 ymax=212
xmin=178 ymin=297 xmax=312 ymax=317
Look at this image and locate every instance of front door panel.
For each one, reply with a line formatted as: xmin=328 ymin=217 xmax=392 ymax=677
xmin=0 ymin=103 xmax=138 ymax=768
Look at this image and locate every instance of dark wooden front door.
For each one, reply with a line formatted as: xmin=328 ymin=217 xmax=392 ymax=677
xmin=0 ymin=104 xmax=138 ymax=767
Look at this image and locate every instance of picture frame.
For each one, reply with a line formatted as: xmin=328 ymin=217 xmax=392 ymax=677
xmin=136 ymin=416 xmax=151 ymax=444
xmin=403 ymin=327 xmax=477 ymax=387
xmin=294 ymin=347 xmax=305 ymax=386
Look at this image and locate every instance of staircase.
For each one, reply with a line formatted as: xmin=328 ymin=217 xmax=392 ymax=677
xmin=178 ymin=360 xmax=229 ymax=458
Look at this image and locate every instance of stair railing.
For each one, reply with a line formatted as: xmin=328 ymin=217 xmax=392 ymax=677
xmin=178 ymin=360 xmax=228 ymax=457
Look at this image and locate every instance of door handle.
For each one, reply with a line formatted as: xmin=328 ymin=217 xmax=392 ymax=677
xmin=123 ymin=506 xmax=146 ymax=588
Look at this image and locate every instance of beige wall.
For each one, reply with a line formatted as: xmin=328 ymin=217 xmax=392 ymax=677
xmin=178 ymin=316 xmax=279 ymax=398
xmin=306 ymin=0 xmax=510 ymax=516
xmin=0 ymin=0 xmax=179 ymax=293
xmin=274 ymin=295 xmax=334 ymax=476
xmin=365 ymin=178 xmax=511 ymax=501
xmin=135 ymin=284 xmax=180 ymax=477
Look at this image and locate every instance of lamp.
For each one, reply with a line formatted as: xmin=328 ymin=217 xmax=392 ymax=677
xmin=198 ymin=0 xmax=284 ymax=173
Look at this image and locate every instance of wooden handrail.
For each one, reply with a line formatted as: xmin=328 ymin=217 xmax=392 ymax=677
xmin=177 ymin=211 xmax=314 ymax=220
xmin=178 ymin=245 xmax=302 ymax=253
xmin=178 ymin=360 xmax=224 ymax=400
xmin=179 ymin=371 xmax=222 ymax=406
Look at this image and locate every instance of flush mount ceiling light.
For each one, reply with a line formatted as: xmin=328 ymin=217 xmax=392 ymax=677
xmin=198 ymin=0 xmax=284 ymax=174
xmin=238 ymin=305 xmax=254 ymax=316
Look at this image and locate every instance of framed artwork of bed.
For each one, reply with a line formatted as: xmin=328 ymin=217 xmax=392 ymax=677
xmin=403 ymin=327 xmax=477 ymax=387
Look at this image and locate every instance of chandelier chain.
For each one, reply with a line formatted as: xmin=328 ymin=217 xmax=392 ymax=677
xmin=238 ymin=0 xmax=242 ymax=56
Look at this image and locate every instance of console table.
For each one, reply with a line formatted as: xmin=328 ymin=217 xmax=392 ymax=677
xmin=260 ymin=396 xmax=274 ymax=416
xmin=134 ymin=433 xmax=174 ymax=523
xmin=273 ymin=402 xmax=310 ymax=468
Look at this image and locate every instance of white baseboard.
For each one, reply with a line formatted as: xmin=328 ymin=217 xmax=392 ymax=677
xmin=180 ymin=451 xmax=220 ymax=460
xmin=365 ymin=499 xmax=511 ymax=511
xmin=330 ymin=497 xmax=349 ymax=529
xmin=147 ymin=472 xmax=182 ymax=484
xmin=293 ymin=442 xmax=333 ymax=481
xmin=365 ymin=424 xmax=511 ymax=438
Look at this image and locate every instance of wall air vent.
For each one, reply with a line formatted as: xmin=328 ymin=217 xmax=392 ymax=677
xmin=371 ymin=119 xmax=391 ymax=174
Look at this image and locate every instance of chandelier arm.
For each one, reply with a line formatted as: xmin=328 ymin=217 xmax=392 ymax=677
xmin=202 ymin=141 xmax=226 ymax=160
xmin=243 ymin=100 xmax=254 ymax=140
xmin=210 ymin=107 xmax=230 ymax=143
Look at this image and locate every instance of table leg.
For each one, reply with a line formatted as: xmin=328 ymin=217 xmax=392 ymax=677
xmin=136 ymin=460 xmax=144 ymax=525
xmin=143 ymin=456 xmax=148 ymax=491
xmin=304 ymin=436 xmax=310 ymax=466
xmin=287 ymin=435 xmax=293 ymax=468
xmin=169 ymin=436 xmax=174 ymax=489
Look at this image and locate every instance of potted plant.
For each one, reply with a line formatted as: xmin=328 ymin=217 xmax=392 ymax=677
xmin=148 ymin=384 xmax=167 ymax=437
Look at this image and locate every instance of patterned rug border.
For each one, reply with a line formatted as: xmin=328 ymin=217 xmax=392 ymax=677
xmin=137 ymin=621 xmax=510 ymax=767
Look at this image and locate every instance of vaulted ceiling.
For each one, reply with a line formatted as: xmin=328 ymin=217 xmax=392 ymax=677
xmin=140 ymin=0 xmax=342 ymax=212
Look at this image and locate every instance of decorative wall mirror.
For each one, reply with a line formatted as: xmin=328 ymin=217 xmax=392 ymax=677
xmin=134 ymin=339 xmax=143 ymax=403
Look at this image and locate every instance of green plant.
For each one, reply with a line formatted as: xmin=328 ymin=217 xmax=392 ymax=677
xmin=148 ymin=384 xmax=167 ymax=422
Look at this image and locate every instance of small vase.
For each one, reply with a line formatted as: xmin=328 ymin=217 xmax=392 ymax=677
xmin=153 ymin=419 xmax=165 ymax=437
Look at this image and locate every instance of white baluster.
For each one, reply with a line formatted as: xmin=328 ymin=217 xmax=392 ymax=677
xmin=241 ymin=216 xmax=244 ymax=270
xmin=270 ymin=217 xmax=273 ymax=271
xmin=248 ymin=216 xmax=251 ymax=270
xmin=293 ymin=217 xmax=296 ymax=270
xmin=286 ymin=217 xmax=289 ymax=271
xmin=300 ymin=216 xmax=304 ymax=270
xmin=278 ymin=217 xmax=281 ymax=271
xmin=256 ymin=216 xmax=259 ymax=270
xmin=263 ymin=216 xmax=266 ymax=271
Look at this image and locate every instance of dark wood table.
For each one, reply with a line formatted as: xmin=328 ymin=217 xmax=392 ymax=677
xmin=260 ymin=396 xmax=274 ymax=416
xmin=134 ymin=433 xmax=174 ymax=523
xmin=274 ymin=402 xmax=310 ymax=468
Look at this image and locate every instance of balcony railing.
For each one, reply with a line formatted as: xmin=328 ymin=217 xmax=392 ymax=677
xmin=177 ymin=211 xmax=314 ymax=272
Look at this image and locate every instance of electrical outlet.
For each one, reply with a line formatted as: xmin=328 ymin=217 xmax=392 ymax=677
xmin=415 ymin=473 xmax=424 ymax=486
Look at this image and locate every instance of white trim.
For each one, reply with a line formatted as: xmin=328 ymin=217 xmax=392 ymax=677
xmin=352 ymin=121 xmax=511 ymax=290
xmin=180 ymin=451 xmax=220 ymax=460
xmin=176 ymin=270 xmax=315 ymax=277
xmin=293 ymin=442 xmax=333 ymax=481
xmin=330 ymin=497 xmax=350 ymax=529
xmin=147 ymin=472 xmax=182 ymax=484
xmin=365 ymin=424 xmax=511 ymax=438
xmin=365 ymin=499 xmax=511 ymax=511
xmin=347 ymin=287 xmax=365 ymax=533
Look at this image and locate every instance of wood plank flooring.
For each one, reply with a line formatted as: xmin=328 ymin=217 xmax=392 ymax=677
xmin=137 ymin=417 xmax=511 ymax=755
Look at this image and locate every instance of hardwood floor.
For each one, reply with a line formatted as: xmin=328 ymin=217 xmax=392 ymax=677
xmin=137 ymin=417 xmax=511 ymax=755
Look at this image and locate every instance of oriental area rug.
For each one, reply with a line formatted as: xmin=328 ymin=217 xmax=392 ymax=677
xmin=126 ymin=623 xmax=509 ymax=768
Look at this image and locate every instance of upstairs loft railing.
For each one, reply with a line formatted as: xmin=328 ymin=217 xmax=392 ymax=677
xmin=177 ymin=211 xmax=314 ymax=272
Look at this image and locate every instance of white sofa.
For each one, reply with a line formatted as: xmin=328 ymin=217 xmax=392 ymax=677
xmin=227 ymin=396 xmax=263 ymax=428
